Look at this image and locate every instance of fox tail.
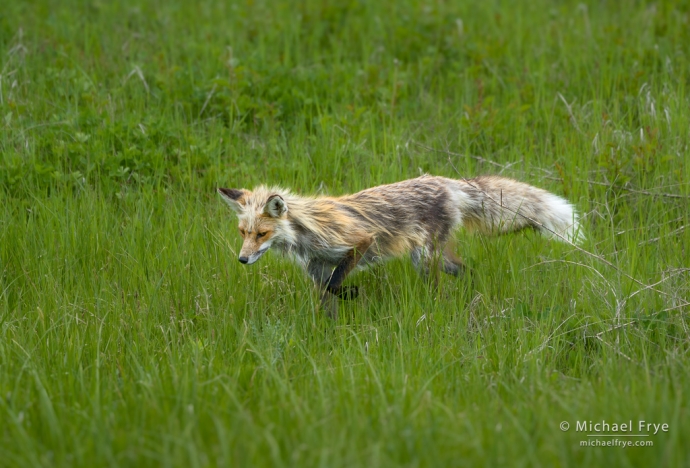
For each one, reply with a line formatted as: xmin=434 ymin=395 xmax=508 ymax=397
xmin=453 ymin=176 xmax=584 ymax=244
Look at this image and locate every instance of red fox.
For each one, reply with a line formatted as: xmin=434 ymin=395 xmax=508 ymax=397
xmin=219 ymin=175 xmax=582 ymax=313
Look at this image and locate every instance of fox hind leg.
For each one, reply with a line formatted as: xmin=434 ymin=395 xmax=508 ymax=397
xmin=441 ymin=245 xmax=466 ymax=277
xmin=411 ymin=244 xmax=466 ymax=280
xmin=411 ymin=246 xmax=443 ymax=286
xmin=411 ymin=246 xmax=431 ymax=277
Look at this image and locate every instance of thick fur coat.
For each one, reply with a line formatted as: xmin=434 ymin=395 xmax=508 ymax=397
xmin=219 ymin=175 xmax=582 ymax=311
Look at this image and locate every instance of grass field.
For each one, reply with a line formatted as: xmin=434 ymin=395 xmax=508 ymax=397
xmin=2 ymin=0 xmax=690 ymax=466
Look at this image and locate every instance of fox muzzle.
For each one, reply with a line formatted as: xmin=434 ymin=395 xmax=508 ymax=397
xmin=238 ymin=242 xmax=272 ymax=265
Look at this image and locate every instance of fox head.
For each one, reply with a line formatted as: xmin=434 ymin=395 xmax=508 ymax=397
xmin=218 ymin=187 xmax=290 ymax=265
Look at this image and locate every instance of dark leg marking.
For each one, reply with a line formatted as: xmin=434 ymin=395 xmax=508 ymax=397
xmin=441 ymin=246 xmax=466 ymax=277
xmin=412 ymin=241 xmax=467 ymax=283
xmin=307 ymin=261 xmax=360 ymax=300
xmin=325 ymin=236 xmax=373 ymax=298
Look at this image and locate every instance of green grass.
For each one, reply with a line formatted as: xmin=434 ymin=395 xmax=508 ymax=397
xmin=1 ymin=0 xmax=690 ymax=466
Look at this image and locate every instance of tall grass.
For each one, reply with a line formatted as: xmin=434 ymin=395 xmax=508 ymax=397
xmin=1 ymin=0 xmax=689 ymax=466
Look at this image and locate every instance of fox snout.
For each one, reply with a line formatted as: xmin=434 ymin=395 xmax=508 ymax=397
xmin=237 ymin=247 xmax=269 ymax=265
xmin=237 ymin=237 xmax=273 ymax=265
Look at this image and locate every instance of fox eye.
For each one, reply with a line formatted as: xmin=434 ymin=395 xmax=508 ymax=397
xmin=256 ymin=231 xmax=267 ymax=239
xmin=239 ymin=228 xmax=246 ymax=236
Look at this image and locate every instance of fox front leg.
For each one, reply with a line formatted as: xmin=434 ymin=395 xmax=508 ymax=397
xmin=308 ymin=237 xmax=373 ymax=317
xmin=325 ymin=237 xmax=373 ymax=298
xmin=306 ymin=261 xmax=350 ymax=319
xmin=319 ymin=290 xmax=339 ymax=319
xmin=307 ymin=261 xmax=360 ymax=301
xmin=306 ymin=261 xmax=337 ymax=316
xmin=311 ymin=236 xmax=373 ymax=318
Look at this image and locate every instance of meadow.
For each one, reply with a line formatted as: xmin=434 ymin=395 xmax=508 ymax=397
xmin=1 ymin=0 xmax=689 ymax=466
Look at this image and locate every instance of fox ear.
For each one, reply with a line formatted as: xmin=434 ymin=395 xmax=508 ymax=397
xmin=264 ymin=194 xmax=287 ymax=218
xmin=218 ymin=188 xmax=246 ymax=213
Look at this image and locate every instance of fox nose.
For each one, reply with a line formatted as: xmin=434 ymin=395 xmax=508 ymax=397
xmin=238 ymin=256 xmax=249 ymax=264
